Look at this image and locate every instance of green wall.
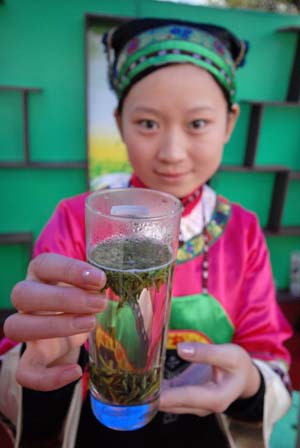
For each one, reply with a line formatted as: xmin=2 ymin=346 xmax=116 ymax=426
xmin=1 ymin=0 xmax=300 ymax=307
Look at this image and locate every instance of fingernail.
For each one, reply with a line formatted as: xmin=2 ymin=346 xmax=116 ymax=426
xmin=82 ymin=269 xmax=105 ymax=287
xmin=178 ymin=343 xmax=195 ymax=356
xmin=73 ymin=315 xmax=96 ymax=330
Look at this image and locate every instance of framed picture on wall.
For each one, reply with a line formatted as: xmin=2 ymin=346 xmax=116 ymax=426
xmin=85 ymin=14 xmax=131 ymax=191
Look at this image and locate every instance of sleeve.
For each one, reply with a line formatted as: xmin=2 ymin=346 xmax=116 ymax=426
xmin=33 ymin=196 xmax=86 ymax=260
xmin=20 ymin=345 xmax=88 ymax=447
xmin=225 ymin=368 xmax=265 ymax=422
xmin=2 ymin=196 xmax=87 ymax=447
xmin=0 ymin=344 xmax=22 ymax=441
xmin=226 ymin=211 xmax=293 ymax=446
xmin=232 ymin=213 xmax=292 ymax=368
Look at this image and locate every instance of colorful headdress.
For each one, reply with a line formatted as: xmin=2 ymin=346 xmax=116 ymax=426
xmin=102 ymin=18 xmax=248 ymax=105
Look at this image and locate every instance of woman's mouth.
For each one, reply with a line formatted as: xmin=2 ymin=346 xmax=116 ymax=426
xmin=156 ymin=171 xmax=189 ymax=183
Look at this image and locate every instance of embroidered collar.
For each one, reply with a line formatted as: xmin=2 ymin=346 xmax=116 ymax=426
xmin=177 ymin=195 xmax=231 ymax=264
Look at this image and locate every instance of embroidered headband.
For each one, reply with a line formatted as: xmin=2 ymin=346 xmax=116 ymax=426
xmin=103 ymin=18 xmax=248 ymax=105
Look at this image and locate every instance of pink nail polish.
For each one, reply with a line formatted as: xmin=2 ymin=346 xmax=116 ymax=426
xmin=179 ymin=343 xmax=195 ymax=356
xmin=82 ymin=270 xmax=91 ymax=279
xmin=82 ymin=269 xmax=105 ymax=286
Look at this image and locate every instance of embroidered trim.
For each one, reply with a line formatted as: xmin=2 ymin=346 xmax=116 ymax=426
xmin=117 ymin=46 xmax=235 ymax=101
xmin=113 ymin=25 xmax=236 ymax=102
xmin=177 ymin=195 xmax=231 ymax=264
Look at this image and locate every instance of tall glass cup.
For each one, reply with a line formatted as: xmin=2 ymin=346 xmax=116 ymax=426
xmin=85 ymin=188 xmax=182 ymax=431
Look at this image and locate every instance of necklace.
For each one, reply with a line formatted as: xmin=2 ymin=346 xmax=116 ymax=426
xmin=180 ymin=185 xmax=203 ymax=216
xmin=179 ymin=193 xmax=209 ymax=295
xmin=202 ymin=199 xmax=209 ymax=295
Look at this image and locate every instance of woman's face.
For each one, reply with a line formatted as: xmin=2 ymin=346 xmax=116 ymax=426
xmin=115 ymin=64 xmax=239 ymax=198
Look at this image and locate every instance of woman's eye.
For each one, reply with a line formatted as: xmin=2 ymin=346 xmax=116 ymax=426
xmin=138 ymin=119 xmax=158 ymax=130
xmin=190 ymin=119 xmax=206 ymax=130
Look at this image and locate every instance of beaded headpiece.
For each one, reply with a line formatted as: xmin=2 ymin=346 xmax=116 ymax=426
xmin=102 ymin=18 xmax=248 ymax=105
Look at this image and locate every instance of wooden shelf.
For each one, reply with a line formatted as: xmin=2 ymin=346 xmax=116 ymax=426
xmin=267 ymin=171 xmax=290 ymax=232
xmin=0 ymin=85 xmax=43 ymax=165
xmin=290 ymin=171 xmax=300 ymax=180
xmin=220 ymin=165 xmax=290 ymax=173
xmin=244 ymin=102 xmax=263 ymax=166
xmin=0 ymin=161 xmax=87 ymax=169
xmin=241 ymin=25 xmax=300 ymax=166
xmin=264 ymin=227 xmax=300 ymax=237
xmin=240 ymin=100 xmax=300 ymax=107
xmin=219 ymin=166 xmax=300 ymax=233
xmin=0 ymin=232 xmax=33 ymax=245
xmin=0 ymin=85 xmax=42 ymax=93
xmin=0 ymin=86 xmax=87 ymax=170
xmin=241 ymin=101 xmax=300 ymax=168
xmin=277 ymin=26 xmax=300 ymax=102
xmin=0 ymin=232 xmax=33 ymax=259
xmin=220 ymin=166 xmax=300 ymax=179
xmin=278 ymin=26 xmax=300 ymax=32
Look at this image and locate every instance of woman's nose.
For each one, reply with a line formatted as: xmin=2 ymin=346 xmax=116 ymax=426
xmin=157 ymin=128 xmax=187 ymax=162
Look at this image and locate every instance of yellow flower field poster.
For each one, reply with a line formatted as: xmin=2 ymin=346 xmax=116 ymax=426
xmin=86 ymin=21 xmax=130 ymax=190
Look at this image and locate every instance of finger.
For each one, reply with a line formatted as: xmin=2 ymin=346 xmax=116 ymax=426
xmin=159 ymin=383 xmax=232 ymax=414
xmin=159 ymin=406 xmax=211 ymax=417
xmin=160 ymin=384 xmax=214 ymax=410
xmin=177 ymin=342 xmax=241 ymax=371
xmin=22 ymin=336 xmax=84 ymax=368
xmin=27 ymin=253 xmax=106 ymax=290
xmin=11 ymin=280 xmax=107 ymax=313
xmin=164 ymin=364 xmax=213 ymax=388
xmin=4 ymin=313 xmax=96 ymax=341
xmin=16 ymin=358 xmax=82 ymax=391
xmin=17 ymin=342 xmax=83 ymax=390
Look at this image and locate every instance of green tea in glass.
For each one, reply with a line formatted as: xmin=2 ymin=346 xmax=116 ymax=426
xmin=85 ymin=188 xmax=182 ymax=431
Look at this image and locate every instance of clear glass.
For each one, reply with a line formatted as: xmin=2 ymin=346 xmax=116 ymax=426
xmin=85 ymin=188 xmax=182 ymax=431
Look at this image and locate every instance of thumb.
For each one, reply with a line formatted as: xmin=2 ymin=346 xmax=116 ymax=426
xmin=17 ymin=344 xmax=82 ymax=390
xmin=177 ymin=342 xmax=241 ymax=371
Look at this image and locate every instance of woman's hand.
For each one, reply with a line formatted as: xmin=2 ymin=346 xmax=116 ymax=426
xmin=160 ymin=342 xmax=261 ymax=416
xmin=4 ymin=253 xmax=107 ymax=391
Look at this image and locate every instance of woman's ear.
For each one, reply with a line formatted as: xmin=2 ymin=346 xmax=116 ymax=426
xmin=224 ymin=103 xmax=240 ymax=143
xmin=114 ymin=109 xmax=124 ymax=140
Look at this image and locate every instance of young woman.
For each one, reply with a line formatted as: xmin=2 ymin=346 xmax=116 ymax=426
xmin=1 ymin=17 xmax=292 ymax=447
